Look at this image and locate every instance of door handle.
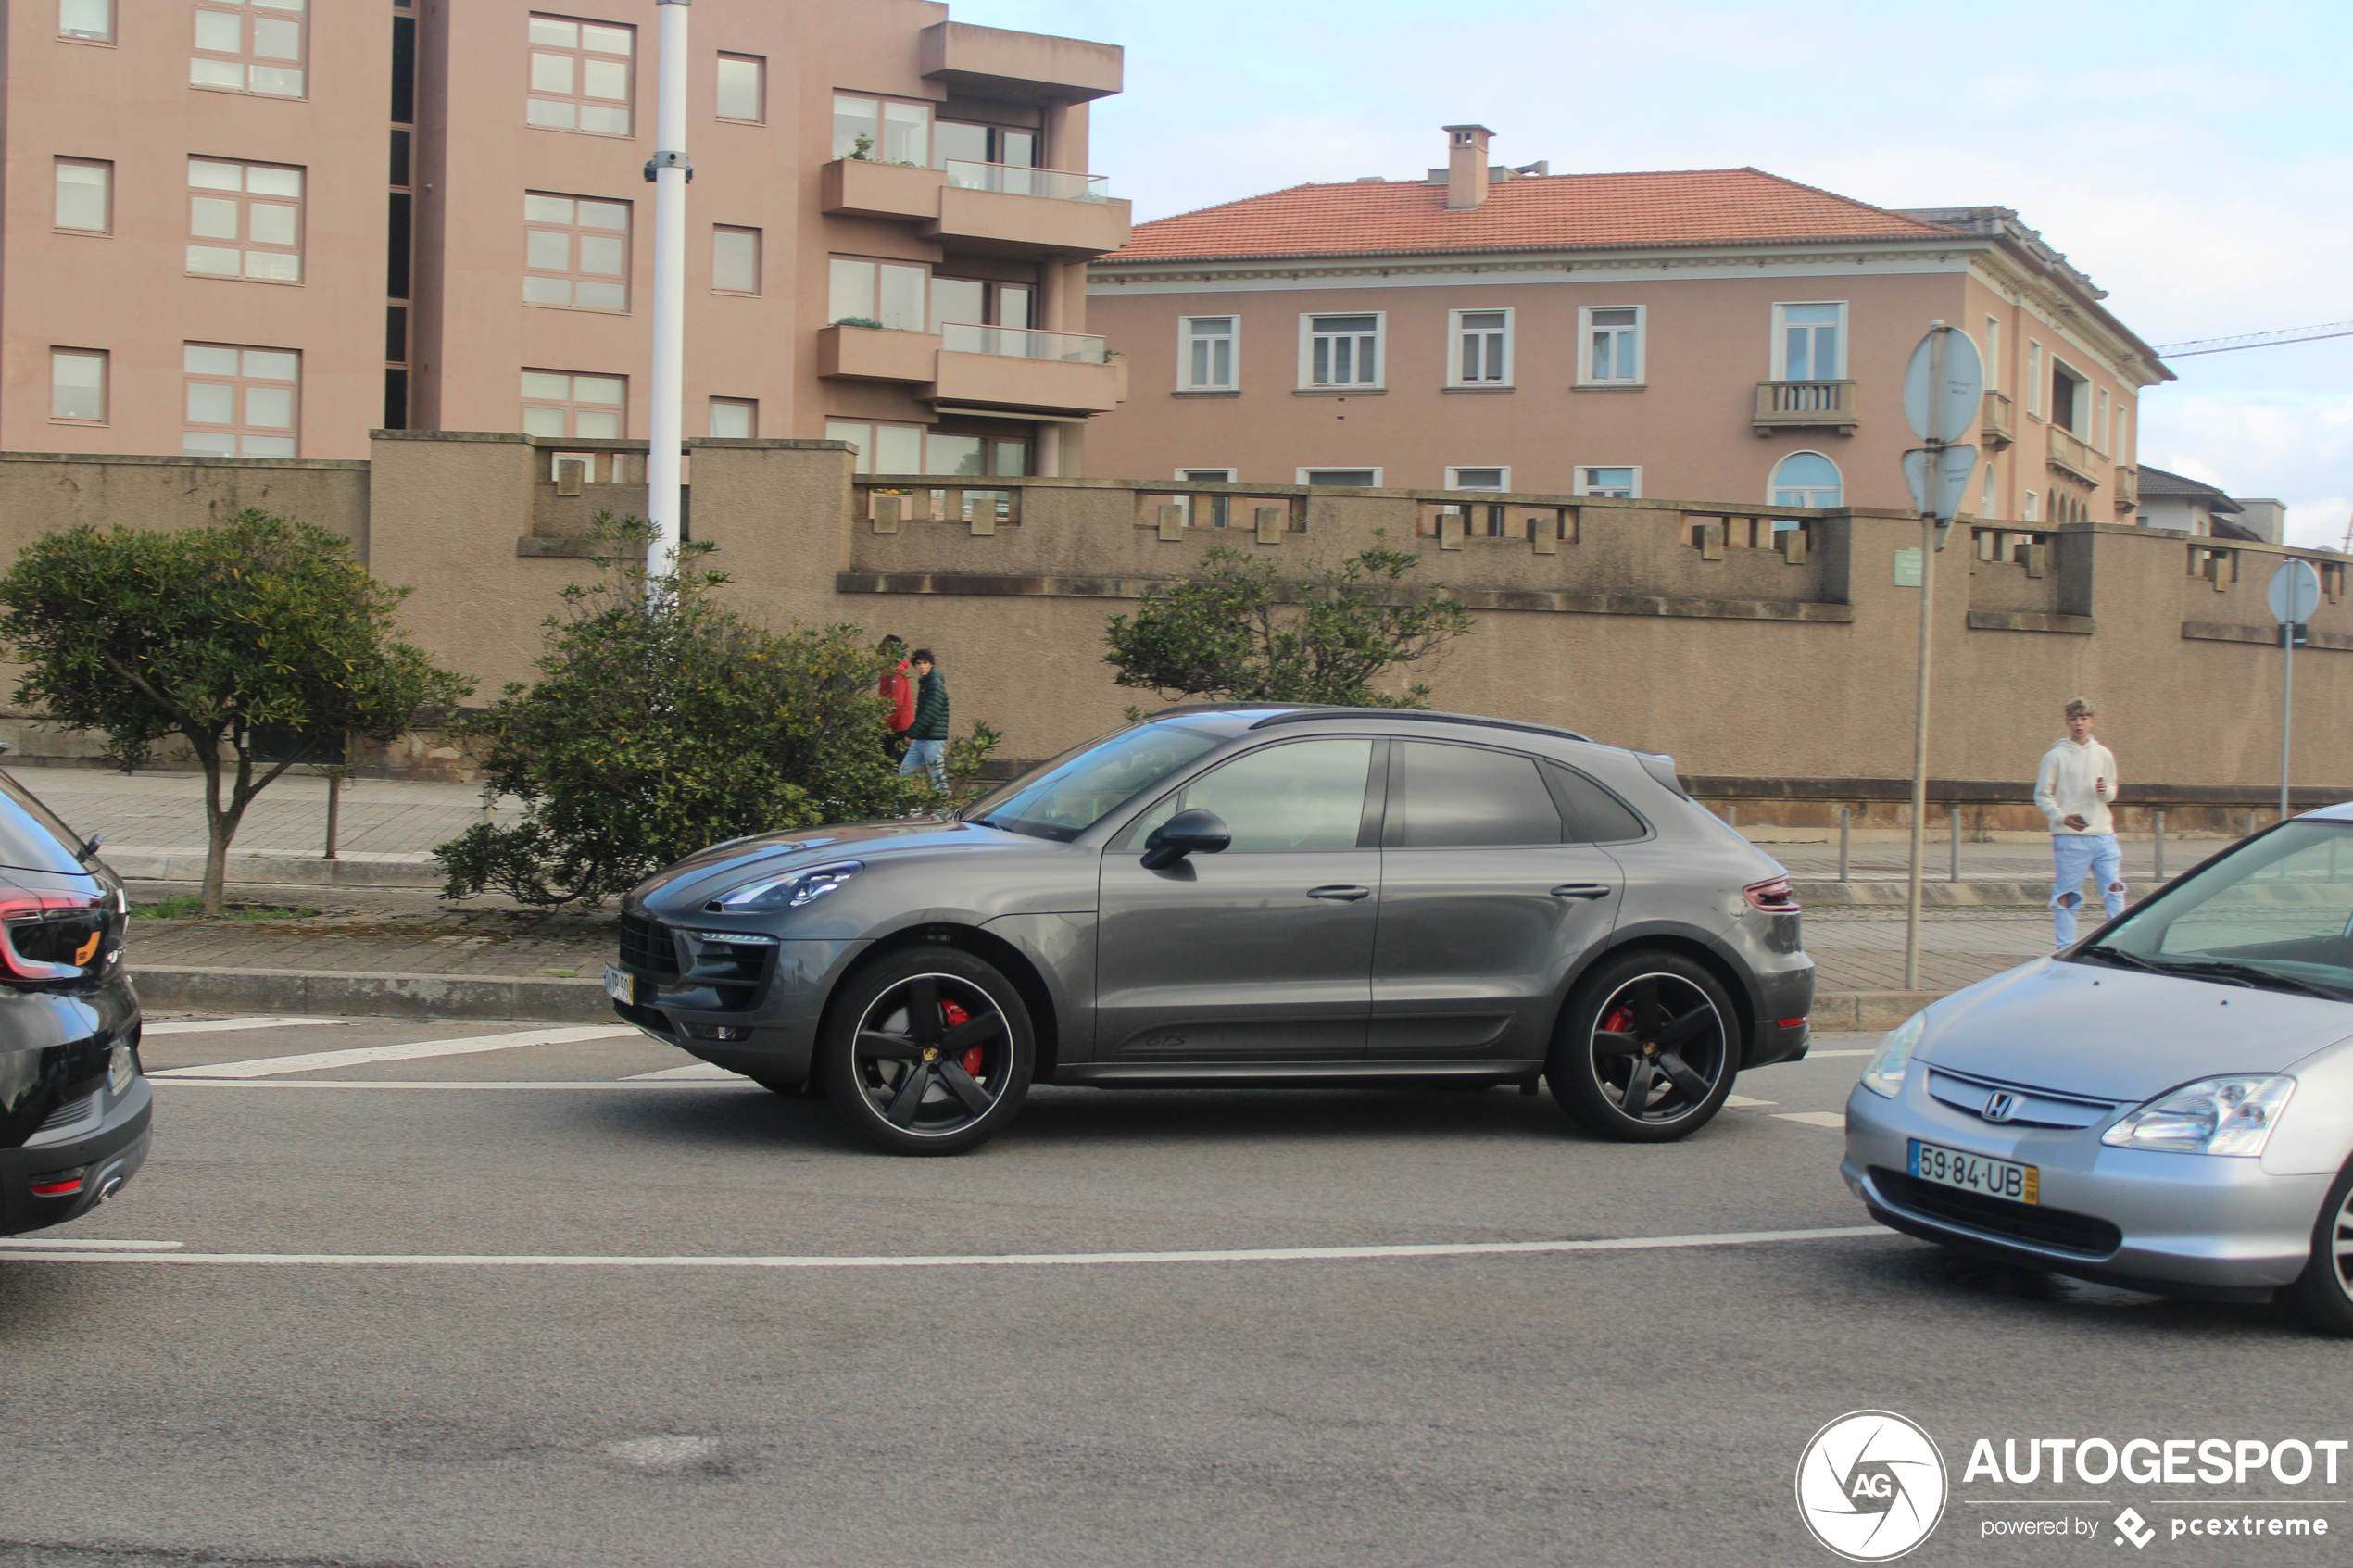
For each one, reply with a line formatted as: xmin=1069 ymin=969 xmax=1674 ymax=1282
xmin=1551 ymin=884 xmax=1614 ymax=900
xmin=1305 ymin=884 xmax=1372 ymax=902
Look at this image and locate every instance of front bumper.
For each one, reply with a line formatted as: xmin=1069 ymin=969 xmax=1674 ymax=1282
xmin=1843 ymin=1081 xmax=2329 ymax=1299
xmin=612 ymin=935 xmax=866 ymax=1087
xmin=0 ymin=1074 xmax=152 ymax=1237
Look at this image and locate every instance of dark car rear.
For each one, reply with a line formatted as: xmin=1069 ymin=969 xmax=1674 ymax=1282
xmin=0 ymin=769 xmax=146 ymax=1236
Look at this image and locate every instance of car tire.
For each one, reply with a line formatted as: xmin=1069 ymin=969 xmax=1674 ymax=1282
xmin=2284 ymin=1160 xmax=2353 ymax=1337
xmin=819 ymin=947 xmax=1034 ymax=1157
xmin=1548 ymin=950 xmax=1739 ymax=1143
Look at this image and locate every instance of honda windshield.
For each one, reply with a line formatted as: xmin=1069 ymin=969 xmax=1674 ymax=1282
xmin=2076 ymin=820 xmax=2353 ymax=998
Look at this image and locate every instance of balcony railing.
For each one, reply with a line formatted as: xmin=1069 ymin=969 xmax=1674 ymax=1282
xmin=942 ymin=158 xmax=1109 ymax=203
xmin=1752 ymin=380 xmax=1856 ymax=435
xmin=1982 ymin=389 xmax=2015 ymax=448
xmin=2046 ymin=425 xmax=2102 ymax=485
xmin=938 ymin=322 xmax=1109 ymax=364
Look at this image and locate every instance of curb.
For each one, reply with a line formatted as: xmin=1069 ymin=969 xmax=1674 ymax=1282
xmin=1795 ymin=880 xmax=2056 ymax=908
xmin=1808 ymin=991 xmax=1942 ymax=1033
xmin=132 ymin=965 xmax=610 ymax=1022
xmin=110 ymin=853 xmax=440 ymax=889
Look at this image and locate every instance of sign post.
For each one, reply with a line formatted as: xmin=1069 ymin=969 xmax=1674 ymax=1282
xmin=2268 ymin=558 xmax=2322 ymax=822
xmin=1895 ymin=324 xmax=1983 ymax=990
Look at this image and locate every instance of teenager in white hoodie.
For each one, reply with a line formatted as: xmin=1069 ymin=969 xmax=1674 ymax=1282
xmin=2033 ymin=697 xmax=2123 ymax=947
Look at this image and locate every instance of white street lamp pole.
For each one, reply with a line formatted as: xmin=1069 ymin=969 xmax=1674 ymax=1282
xmin=645 ymin=0 xmax=691 ymax=581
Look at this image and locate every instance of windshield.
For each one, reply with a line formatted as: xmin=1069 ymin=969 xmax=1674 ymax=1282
xmin=966 ymin=723 xmax=1226 ymax=843
xmin=0 ymin=771 xmax=93 ymax=875
xmin=2081 ymin=820 xmax=2353 ymax=997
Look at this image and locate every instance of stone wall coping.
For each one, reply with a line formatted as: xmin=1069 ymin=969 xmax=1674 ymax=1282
xmin=0 ymin=450 xmax=370 ymax=470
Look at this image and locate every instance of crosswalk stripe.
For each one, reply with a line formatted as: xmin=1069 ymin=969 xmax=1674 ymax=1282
xmin=149 ymin=1024 xmax=636 ymax=1079
xmin=1773 ymin=1110 xmax=1848 ymax=1129
xmin=624 ymin=1062 xmax=749 ymax=1081
xmin=145 ymin=1016 xmax=352 ymax=1036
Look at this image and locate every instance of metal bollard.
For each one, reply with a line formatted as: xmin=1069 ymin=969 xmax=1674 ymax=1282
xmin=2153 ymin=809 xmax=2165 ymax=881
xmin=1837 ymin=807 xmax=1851 ymax=881
xmin=1949 ymin=804 xmax=1961 ymax=882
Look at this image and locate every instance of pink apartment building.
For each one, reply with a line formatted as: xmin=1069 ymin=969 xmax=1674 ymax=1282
xmin=12 ymin=0 xmax=1127 ymax=475
xmin=1087 ymin=127 xmax=2171 ymax=523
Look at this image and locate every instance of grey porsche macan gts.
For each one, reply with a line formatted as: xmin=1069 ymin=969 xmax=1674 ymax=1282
xmin=609 ymin=707 xmax=1814 ymax=1155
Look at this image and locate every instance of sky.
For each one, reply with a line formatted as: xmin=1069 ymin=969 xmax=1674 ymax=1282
xmin=952 ymin=0 xmax=2353 ymax=547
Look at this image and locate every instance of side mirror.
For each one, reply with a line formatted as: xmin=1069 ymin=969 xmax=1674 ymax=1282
xmin=1140 ymin=808 xmax=1230 ymax=871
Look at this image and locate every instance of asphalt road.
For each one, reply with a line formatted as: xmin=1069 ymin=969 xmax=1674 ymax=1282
xmin=2 ymin=1016 xmax=2347 ymax=1568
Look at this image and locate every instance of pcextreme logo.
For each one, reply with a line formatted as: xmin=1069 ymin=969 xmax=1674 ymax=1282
xmin=1796 ymin=1410 xmax=1950 ymax=1562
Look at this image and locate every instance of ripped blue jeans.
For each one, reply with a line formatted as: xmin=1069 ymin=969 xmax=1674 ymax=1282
xmin=2051 ymin=833 xmax=2124 ymax=947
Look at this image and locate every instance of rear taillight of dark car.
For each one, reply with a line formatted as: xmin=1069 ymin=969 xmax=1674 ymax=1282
xmin=0 ymin=887 xmax=116 ymax=985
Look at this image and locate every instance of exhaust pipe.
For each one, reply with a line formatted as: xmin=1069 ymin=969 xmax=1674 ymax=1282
xmin=94 ymin=1173 xmax=124 ymax=1203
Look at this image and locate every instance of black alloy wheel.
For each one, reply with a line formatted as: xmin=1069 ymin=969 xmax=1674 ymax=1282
xmin=2284 ymin=1160 xmax=2353 ymax=1337
xmin=1550 ymin=951 xmax=1738 ymax=1142
xmin=820 ymin=947 xmax=1034 ymax=1156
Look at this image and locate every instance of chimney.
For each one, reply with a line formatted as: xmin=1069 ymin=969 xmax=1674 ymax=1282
xmin=1443 ymin=124 xmax=1494 ymax=210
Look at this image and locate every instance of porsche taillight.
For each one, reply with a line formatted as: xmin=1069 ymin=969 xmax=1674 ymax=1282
xmin=1743 ymin=876 xmax=1800 ymax=914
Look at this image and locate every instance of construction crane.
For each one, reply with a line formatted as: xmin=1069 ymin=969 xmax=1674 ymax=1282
xmin=2156 ymin=320 xmax=2353 ymax=358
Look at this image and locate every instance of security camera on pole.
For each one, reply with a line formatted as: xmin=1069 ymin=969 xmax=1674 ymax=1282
xmin=1895 ymin=322 xmax=1983 ymax=990
xmin=2269 ymin=557 xmax=2322 ymax=822
xmin=644 ymin=0 xmax=691 ymax=583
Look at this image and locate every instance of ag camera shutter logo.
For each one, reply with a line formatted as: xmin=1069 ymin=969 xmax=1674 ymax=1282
xmin=1795 ymin=1410 xmax=1948 ymax=1561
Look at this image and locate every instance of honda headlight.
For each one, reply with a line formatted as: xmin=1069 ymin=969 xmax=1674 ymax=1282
xmin=706 ymin=861 xmax=862 ymax=913
xmin=1860 ymin=1012 xmax=1926 ymax=1099
xmin=2101 ymin=1075 xmax=2296 ymax=1157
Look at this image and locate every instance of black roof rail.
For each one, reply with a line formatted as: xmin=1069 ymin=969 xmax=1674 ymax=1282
xmin=1248 ymin=708 xmax=1592 ymax=744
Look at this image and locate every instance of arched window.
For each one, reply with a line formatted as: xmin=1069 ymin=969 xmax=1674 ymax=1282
xmin=1770 ymin=450 xmax=1842 ymax=508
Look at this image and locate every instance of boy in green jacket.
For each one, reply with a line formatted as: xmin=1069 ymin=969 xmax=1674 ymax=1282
xmin=898 ymin=647 xmax=949 ymax=789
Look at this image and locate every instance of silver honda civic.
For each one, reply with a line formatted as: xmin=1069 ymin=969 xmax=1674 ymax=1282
xmin=1844 ymin=805 xmax=2353 ymax=1333
xmin=610 ymin=706 xmax=1814 ymax=1156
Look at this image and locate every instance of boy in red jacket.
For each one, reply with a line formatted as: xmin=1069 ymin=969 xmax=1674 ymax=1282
xmin=877 ymin=634 xmax=915 ymax=759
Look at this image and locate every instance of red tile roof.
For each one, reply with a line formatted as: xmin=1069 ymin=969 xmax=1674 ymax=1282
xmin=1101 ymin=168 xmax=1953 ymax=265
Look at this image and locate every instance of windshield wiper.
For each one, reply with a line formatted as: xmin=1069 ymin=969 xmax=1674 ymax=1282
xmin=2147 ymin=959 xmax=2350 ymax=1000
xmin=2076 ymin=944 xmax=2164 ymax=974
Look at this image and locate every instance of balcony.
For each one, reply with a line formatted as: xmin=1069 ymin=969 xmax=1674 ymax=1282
xmin=817 ymin=324 xmax=941 ymax=383
xmin=822 ymin=157 xmax=1131 ymax=258
xmin=1981 ymin=390 xmax=2015 ymax=449
xmin=919 ymin=20 xmax=1123 ymax=105
xmin=2115 ymin=465 xmax=2139 ymax=511
xmin=1753 ymin=380 xmax=1856 ymax=436
xmin=934 ymin=324 xmax=1123 ymax=415
xmin=2046 ymin=425 xmax=2103 ymax=485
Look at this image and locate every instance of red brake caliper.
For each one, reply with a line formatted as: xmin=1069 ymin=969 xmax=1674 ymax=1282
xmin=1603 ymin=1005 xmax=1634 ymax=1035
xmin=941 ymin=1000 xmax=983 ymax=1077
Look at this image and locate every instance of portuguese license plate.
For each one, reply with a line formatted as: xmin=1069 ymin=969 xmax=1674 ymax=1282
xmin=602 ymin=964 xmax=635 ymax=1006
xmin=1909 ymin=1139 xmax=2038 ymax=1205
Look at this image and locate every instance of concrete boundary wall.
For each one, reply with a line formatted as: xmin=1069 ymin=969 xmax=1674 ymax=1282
xmin=0 ymin=433 xmax=2344 ymax=822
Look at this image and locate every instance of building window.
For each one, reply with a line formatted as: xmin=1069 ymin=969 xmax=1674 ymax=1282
xmin=193 ymin=0 xmax=304 ymax=97
xmin=55 ymin=158 xmax=111 ymax=232
xmin=188 ymin=158 xmax=303 ymax=282
xmin=1580 ymin=306 xmax=1642 ymax=384
xmin=2114 ymin=406 xmax=2130 ymax=462
xmin=1178 ymin=317 xmax=1237 ymax=391
xmin=521 ymin=370 xmax=625 ymax=438
xmin=1769 ymin=451 xmax=1841 ymax=508
xmin=1177 ymin=468 xmax=1238 ymax=482
xmin=1451 ymin=309 xmax=1510 ymax=386
xmin=1983 ymin=316 xmax=2002 ymax=394
xmin=60 ymin=0 xmax=113 ymax=42
xmin=708 ymin=398 xmax=756 ymax=439
xmin=2095 ymin=386 xmax=2110 ymax=452
xmin=527 ymin=15 xmax=633 ymax=136
xmin=1298 ymin=468 xmax=1381 ymax=487
xmin=827 ymin=257 xmax=926 ymax=331
xmin=2051 ymin=359 xmax=2088 ymax=435
xmin=1301 ymin=314 xmax=1381 ymax=388
xmin=1981 ymin=466 xmax=1997 ymax=520
xmin=1771 ymin=303 xmax=1845 ymax=381
xmin=523 ymin=194 xmax=629 ymax=311
xmin=712 ymin=226 xmax=760 ymax=295
xmin=51 ymin=349 xmax=107 ymax=423
xmin=1447 ymin=467 xmax=1508 ymax=491
xmin=931 ymin=276 xmax=1031 ymax=333
xmin=832 ymin=94 xmax=928 ymax=164
xmin=715 ymin=52 xmax=763 ymax=123
xmin=1575 ymin=466 xmax=1640 ymax=499
xmin=184 ymin=343 xmax=298 ymax=457
xmin=2025 ymin=341 xmax=2044 ymax=417
xmin=824 ymin=421 xmax=1020 ymax=476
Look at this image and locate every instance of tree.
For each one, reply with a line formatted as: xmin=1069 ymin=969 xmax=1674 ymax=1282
xmin=1103 ymin=544 xmax=1476 ymax=709
xmin=0 ymin=509 xmax=472 ymax=917
xmin=435 ymin=515 xmax=991 ymax=908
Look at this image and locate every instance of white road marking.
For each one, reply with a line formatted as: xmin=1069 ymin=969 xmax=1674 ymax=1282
xmin=624 ymin=1062 xmax=748 ymax=1081
xmin=149 ymin=1025 xmax=636 ymax=1079
xmin=150 ymin=1079 xmax=755 ymax=1090
xmin=0 ymin=1237 xmax=183 ymax=1250
xmin=0 ymin=1225 xmax=1891 ymax=1270
xmin=143 ymin=1016 xmax=353 ymax=1035
xmin=1806 ymin=1049 xmax=1876 ymax=1058
xmin=1773 ymin=1110 xmax=1848 ymax=1129
xmin=1724 ymin=1094 xmax=1776 ymax=1108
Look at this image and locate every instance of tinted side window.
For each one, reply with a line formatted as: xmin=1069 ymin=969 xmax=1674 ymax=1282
xmin=1544 ymin=763 xmax=1650 ymax=844
xmin=1133 ymin=737 xmax=1375 ymax=853
xmin=0 ymin=777 xmax=89 ymax=874
xmin=1388 ymin=741 xmax=1565 ymax=848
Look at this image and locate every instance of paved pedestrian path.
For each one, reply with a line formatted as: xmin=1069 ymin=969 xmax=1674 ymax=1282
xmin=19 ymin=767 xmax=519 ymax=864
